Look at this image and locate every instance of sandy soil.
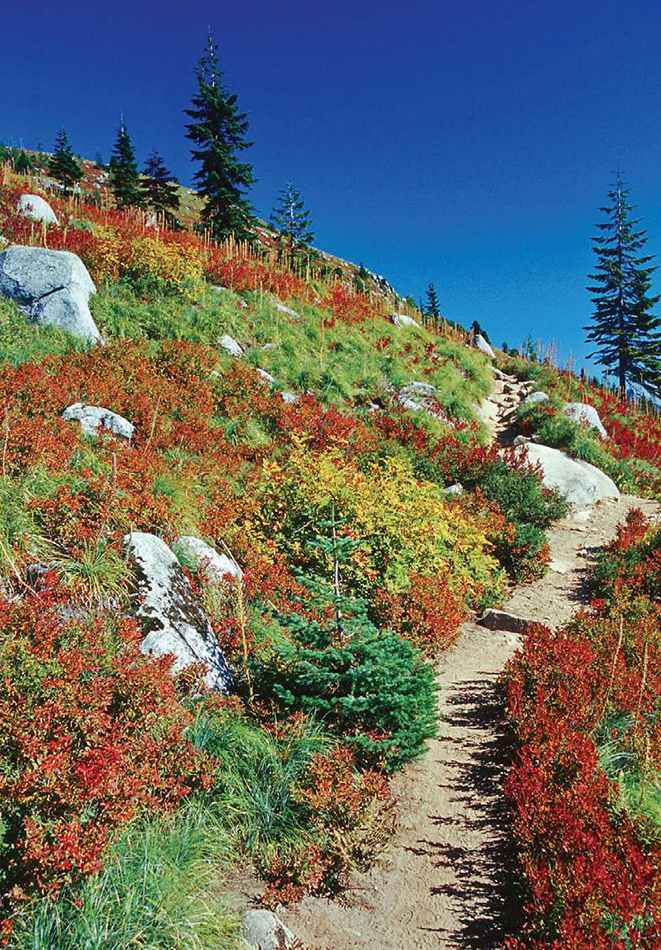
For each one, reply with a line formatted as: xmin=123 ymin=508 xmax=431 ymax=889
xmin=279 ymin=493 xmax=658 ymax=950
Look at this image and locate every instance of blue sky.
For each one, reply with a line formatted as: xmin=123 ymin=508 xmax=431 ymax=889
xmin=2 ymin=1 xmax=660 ymax=370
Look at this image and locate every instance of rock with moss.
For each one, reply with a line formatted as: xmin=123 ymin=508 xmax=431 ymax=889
xmin=0 ymin=245 xmax=100 ymax=342
xmin=124 ymin=532 xmax=232 ymax=692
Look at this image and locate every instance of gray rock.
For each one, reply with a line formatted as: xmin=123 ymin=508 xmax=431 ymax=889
xmin=174 ymin=536 xmax=242 ymax=586
xmin=274 ymin=301 xmax=299 ymax=320
xmin=478 ymin=608 xmax=534 ymax=634
xmin=397 ymin=381 xmax=437 ymax=413
xmin=445 ymin=483 xmax=465 ymax=496
xmin=523 ymin=442 xmax=619 ymax=509
xmin=563 ymin=402 xmax=608 ymax=439
xmin=0 ymin=246 xmax=100 ymax=342
xmin=17 ymin=194 xmax=59 ymax=227
xmin=475 ymin=334 xmax=495 ymax=359
xmin=219 ymin=333 xmax=244 ymax=358
xmin=242 ymin=910 xmax=294 ymax=950
xmin=280 ymin=391 xmax=299 ymax=404
xmin=62 ymin=403 xmax=134 ymax=439
xmin=256 ymin=368 xmax=276 ymax=385
xmin=123 ymin=532 xmax=232 ymax=692
xmin=390 ymin=312 xmax=420 ymax=329
xmin=513 ymin=435 xmax=531 ymax=446
xmin=524 ymin=391 xmax=549 ymax=406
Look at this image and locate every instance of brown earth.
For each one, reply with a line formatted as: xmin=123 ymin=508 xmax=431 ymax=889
xmin=278 ymin=493 xmax=659 ymax=950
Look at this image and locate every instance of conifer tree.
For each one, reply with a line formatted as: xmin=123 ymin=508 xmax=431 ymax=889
xmin=425 ymin=283 xmax=440 ymax=319
xmin=270 ymin=183 xmax=314 ymax=249
xmin=185 ymin=32 xmax=255 ymax=242
xmin=141 ymin=150 xmax=180 ymax=222
xmin=48 ymin=130 xmax=83 ymax=193
xmin=13 ymin=151 xmax=33 ymax=174
xmin=109 ymin=123 xmax=143 ymax=209
xmin=586 ymin=178 xmax=660 ymax=398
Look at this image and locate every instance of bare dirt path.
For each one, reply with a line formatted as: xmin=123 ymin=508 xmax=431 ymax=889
xmin=280 ymin=493 xmax=658 ymax=950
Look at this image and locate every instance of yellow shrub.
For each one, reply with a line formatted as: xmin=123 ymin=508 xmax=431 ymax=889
xmin=256 ymin=448 xmax=504 ymax=605
xmin=123 ymin=237 xmax=205 ymax=295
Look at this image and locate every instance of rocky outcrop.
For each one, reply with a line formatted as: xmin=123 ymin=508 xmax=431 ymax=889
xmin=124 ymin=532 xmax=232 ymax=692
xmin=563 ymin=402 xmax=608 ymax=439
xmin=62 ymin=403 xmax=134 ymax=439
xmin=524 ymin=443 xmax=619 ymax=508
xmin=242 ymin=910 xmax=294 ymax=950
xmin=0 ymin=246 xmax=100 ymax=342
xmin=16 ymin=194 xmax=59 ymax=227
xmin=174 ymin=536 xmax=242 ymax=586
xmin=397 ymin=381 xmax=437 ymax=412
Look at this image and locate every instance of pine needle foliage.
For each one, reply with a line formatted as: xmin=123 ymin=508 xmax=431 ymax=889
xmin=109 ymin=123 xmax=143 ymax=209
xmin=48 ymin=130 xmax=83 ymax=194
xmin=586 ymin=178 xmax=660 ymax=398
xmin=185 ymin=32 xmax=256 ymax=242
xmin=270 ymin=183 xmax=314 ymax=249
xmin=142 ymin=150 xmax=180 ymax=222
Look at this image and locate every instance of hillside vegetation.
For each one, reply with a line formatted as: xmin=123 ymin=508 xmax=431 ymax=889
xmin=0 ymin=164 xmax=658 ymax=948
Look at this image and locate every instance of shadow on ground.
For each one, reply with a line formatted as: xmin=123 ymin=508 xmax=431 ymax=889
xmin=408 ymin=676 xmax=523 ymax=949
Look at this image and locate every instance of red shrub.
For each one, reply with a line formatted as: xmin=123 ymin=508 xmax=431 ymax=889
xmin=0 ymin=581 xmax=213 ymax=917
xmin=374 ymin=572 xmax=466 ymax=653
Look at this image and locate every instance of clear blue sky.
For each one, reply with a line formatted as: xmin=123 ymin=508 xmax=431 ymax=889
xmin=2 ymin=1 xmax=660 ymax=370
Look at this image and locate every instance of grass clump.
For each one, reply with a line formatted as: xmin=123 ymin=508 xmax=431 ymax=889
xmin=0 ymin=298 xmax=84 ymax=366
xmin=9 ymin=803 xmax=241 ymax=950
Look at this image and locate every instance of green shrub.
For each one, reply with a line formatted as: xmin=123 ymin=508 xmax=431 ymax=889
xmin=479 ymin=459 xmax=569 ymax=529
xmin=493 ymin=521 xmax=550 ymax=583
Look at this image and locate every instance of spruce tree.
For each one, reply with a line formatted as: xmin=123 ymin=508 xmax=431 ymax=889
xmin=586 ymin=178 xmax=660 ymax=398
xmin=109 ymin=123 xmax=143 ymax=209
xmin=14 ymin=151 xmax=33 ymax=174
xmin=141 ymin=150 xmax=180 ymax=222
xmin=48 ymin=130 xmax=83 ymax=193
xmin=185 ymin=32 xmax=256 ymax=242
xmin=270 ymin=183 xmax=314 ymax=249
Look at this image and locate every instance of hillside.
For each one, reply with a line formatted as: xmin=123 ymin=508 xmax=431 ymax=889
xmin=0 ymin=165 xmax=659 ymax=949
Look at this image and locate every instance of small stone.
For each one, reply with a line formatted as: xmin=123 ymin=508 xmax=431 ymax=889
xmin=478 ymin=608 xmax=535 ymax=634
xmin=242 ymin=910 xmax=294 ymax=950
xmin=219 ymin=334 xmax=244 ymax=357
xmin=280 ymin=391 xmax=298 ymax=404
xmin=390 ymin=312 xmax=420 ymax=328
xmin=274 ymin=301 xmax=299 ymax=320
xmin=445 ymin=483 xmax=465 ymax=496
xmin=256 ymin=368 xmax=275 ymax=385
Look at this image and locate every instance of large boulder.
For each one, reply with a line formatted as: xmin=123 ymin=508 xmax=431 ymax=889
xmin=390 ymin=312 xmax=420 ymax=329
xmin=174 ymin=536 xmax=242 ymax=586
xmin=563 ymin=402 xmax=608 ymax=439
xmin=523 ymin=443 xmax=619 ymax=508
xmin=0 ymin=246 xmax=100 ymax=342
xmin=62 ymin=403 xmax=134 ymax=440
xmin=123 ymin=532 xmax=232 ymax=692
xmin=17 ymin=194 xmax=59 ymax=227
xmin=475 ymin=334 xmax=495 ymax=359
xmin=242 ymin=910 xmax=294 ymax=950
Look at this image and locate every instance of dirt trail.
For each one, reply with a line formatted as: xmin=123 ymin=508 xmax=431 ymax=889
xmin=281 ymin=492 xmax=659 ymax=950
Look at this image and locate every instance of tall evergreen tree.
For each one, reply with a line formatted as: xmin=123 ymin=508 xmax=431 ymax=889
xmin=270 ymin=183 xmax=314 ymax=248
xmin=425 ymin=283 xmax=440 ymax=319
xmin=48 ymin=130 xmax=83 ymax=193
xmin=109 ymin=123 xmax=143 ymax=209
xmin=185 ymin=32 xmax=256 ymax=242
xmin=13 ymin=151 xmax=33 ymax=174
xmin=141 ymin=150 xmax=180 ymax=222
xmin=586 ymin=178 xmax=660 ymax=398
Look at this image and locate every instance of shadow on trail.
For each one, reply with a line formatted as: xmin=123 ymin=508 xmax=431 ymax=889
xmin=416 ymin=676 xmax=522 ymax=949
